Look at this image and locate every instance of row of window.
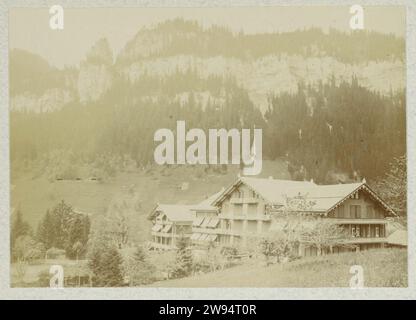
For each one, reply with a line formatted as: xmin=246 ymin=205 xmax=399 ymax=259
xmin=152 ymin=236 xmax=172 ymax=245
xmin=349 ymin=224 xmax=385 ymax=238
xmin=336 ymin=205 xmax=382 ymax=219
xmin=234 ymin=189 xmax=258 ymax=199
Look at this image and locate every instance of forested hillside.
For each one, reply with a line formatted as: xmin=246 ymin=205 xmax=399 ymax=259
xmin=10 ymin=19 xmax=406 ymax=184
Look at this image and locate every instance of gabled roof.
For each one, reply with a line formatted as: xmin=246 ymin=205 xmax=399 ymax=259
xmin=283 ymin=182 xmax=364 ymax=212
xmin=324 ymin=183 xmax=397 ymax=216
xmin=191 ymin=189 xmax=225 ymax=212
xmin=387 ymin=229 xmax=407 ymax=246
xmin=212 ymin=176 xmax=397 ymax=216
xmin=241 ymin=177 xmax=316 ymax=204
xmin=149 ymin=204 xmax=193 ymax=222
xmin=212 ymin=177 xmax=316 ymax=206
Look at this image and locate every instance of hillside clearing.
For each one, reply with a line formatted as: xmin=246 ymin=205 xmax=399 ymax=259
xmin=11 ymin=160 xmax=290 ymax=237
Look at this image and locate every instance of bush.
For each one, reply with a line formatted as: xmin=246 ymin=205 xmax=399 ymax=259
xmin=170 ymin=237 xmax=194 ymax=279
xmin=123 ymin=246 xmax=155 ymax=286
xmin=13 ymin=235 xmax=45 ymax=263
xmin=37 ymin=270 xmax=51 ymax=287
xmin=45 ymin=247 xmax=66 ymax=259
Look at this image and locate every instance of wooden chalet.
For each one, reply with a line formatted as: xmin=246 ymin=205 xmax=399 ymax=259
xmin=210 ymin=176 xmax=397 ymax=256
xmin=148 ymin=176 xmax=398 ymax=257
xmin=148 ymin=204 xmax=193 ymax=250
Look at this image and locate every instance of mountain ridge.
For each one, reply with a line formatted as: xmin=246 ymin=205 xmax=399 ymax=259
xmin=10 ymin=20 xmax=405 ymax=113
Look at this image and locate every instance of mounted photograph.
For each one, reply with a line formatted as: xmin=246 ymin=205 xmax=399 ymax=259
xmin=8 ymin=5 xmax=407 ymax=288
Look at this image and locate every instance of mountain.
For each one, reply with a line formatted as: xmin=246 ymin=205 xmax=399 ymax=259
xmin=10 ymin=49 xmax=77 ymax=113
xmin=116 ymin=20 xmax=405 ymax=111
xmin=10 ymin=19 xmax=405 ymax=113
xmin=9 ymin=19 xmax=406 ymax=184
xmin=77 ymin=38 xmax=114 ymax=104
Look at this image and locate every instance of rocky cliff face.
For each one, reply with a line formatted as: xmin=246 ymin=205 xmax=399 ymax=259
xmin=121 ymin=54 xmax=404 ymax=112
xmin=11 ymin=89 xmax=74 ymax=113
xmin=10 ymin=20 xmax=405 ymax=113
xmin=77 ymin=63 xmax=113 ymax=104
xmin=77 ymin=38 xmax=114 ymax=104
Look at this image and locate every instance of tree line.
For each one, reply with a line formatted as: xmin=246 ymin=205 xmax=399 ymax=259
xmin=117 ymin=19 xmax=404 ymax=65
xmin=11 ymin=201 xmax=91 ymax=263
xmin=10 ymin=72 xmax=405 ymax=185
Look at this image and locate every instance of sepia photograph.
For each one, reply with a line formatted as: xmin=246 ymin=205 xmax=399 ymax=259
xmin=7 ymin=5 xmax=407 ymax=289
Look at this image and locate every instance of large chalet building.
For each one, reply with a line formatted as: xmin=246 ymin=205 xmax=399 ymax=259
xmin=148 ymin=176 xmax=397 ymax=256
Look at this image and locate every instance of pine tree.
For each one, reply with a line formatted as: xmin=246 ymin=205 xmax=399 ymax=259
xmin=36 ymin=201 xmax=90 ymax=259
xmin=36 ymin=210 xmax=55 ymax=250
xmin=11 ymin=210 xmax=32 ymax=251
xmin=98 ymin=247 xmax=124 ymax=287
xmin=88 ymin=239 xmax=124 ymax=287
xmin=374 ymin=155 xmax=407 ymax=217
xmin=52 ymin=200 xmax=73 ymax=249
xmin=65 ymin=213 xmax=90 ymax=259
xmin=133 ymin=246 xmax=147 ymax=262
xmin=171 ymin=237 xmax=193 ymax=279
xmin=126 ymin=246 xmax=154 ymax=286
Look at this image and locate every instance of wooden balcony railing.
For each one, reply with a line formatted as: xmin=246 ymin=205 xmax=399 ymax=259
xmin=230 ymin=197 xmax=259 ymax=204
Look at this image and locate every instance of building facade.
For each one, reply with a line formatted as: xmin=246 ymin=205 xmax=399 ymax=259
xmin=148 ymin=176 xmax=397 ymax=256
xmin=148 ymin=204 xmax=193 ymax=250
xmin=211 ymin=177 xmax=396 ymax=256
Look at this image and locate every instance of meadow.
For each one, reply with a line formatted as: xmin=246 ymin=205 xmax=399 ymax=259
xmin=149 ymin=249 xmax=407 ymax=288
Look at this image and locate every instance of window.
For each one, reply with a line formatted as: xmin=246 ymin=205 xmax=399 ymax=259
xmin=366 ymin=206 xmax=374 ymax=219
xmin=351 ymin=226 xmax=356 ymax=237
xmin=350 ymin=205 xmax=361 ymax=218
xmin=338 ymin=205 xmax=344 ymax=218
xmin=375 ymin=226 xmax=380 ymax=238
xmin=234 ymin=204 xmax=243 ymax=215
xmin=248 ymin=204 xmax=257 ymax=215
xmin=356 ymin=206 xmax=361 ymax=218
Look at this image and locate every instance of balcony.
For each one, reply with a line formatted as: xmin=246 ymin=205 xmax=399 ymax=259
xmin=151 ymin=231 xmax=191 ymax=238
xmin=345 ymin=237 xmax=387 ymax=244
xmin=246 ymin=214 xmax=271 ymax=221
xmin=218 ymin=214 xmax=271 ymax=221
xmin=192 ymin=227 xmax=218 ymax=234
xmin=230 ymin=197 xmax=259 ymax=204
xmin=332 ymin=218 xmax=387 ymax=224
xmin=216 ymin=229 xmax=242 ymax=236
xmin=148 ymin=242 xmax=176 ymax=250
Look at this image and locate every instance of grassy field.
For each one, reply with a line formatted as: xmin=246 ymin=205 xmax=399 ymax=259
xmin=11 ymin=160 xmax=290 ymax=238
xmin=11 ymin=248 xmax=407 ymax=287
xmin=150 ymin=249 xmax=407 ymax=288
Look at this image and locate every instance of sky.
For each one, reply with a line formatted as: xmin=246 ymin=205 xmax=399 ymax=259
xmin=9 ymin=6 xmax=406 ymax=68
